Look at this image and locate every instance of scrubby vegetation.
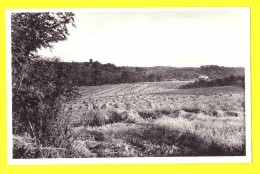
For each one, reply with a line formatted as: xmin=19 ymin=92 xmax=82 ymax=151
xmin=12 ymin=12 xmax=78 ymax=158
xmin=180 ymin=75 xmax=245 ymax=89
xmin=50 ymin=62 xmax=244 ymax=86
xmin=12 ymin=12 xmax=246 ymax=159
xmin=49 ymin=83 xmax=245 ymax=157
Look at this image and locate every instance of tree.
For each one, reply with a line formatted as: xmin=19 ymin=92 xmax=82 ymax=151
xmin=12 ymin=12 xmax=75 ymax=57
xmin=12 ymin=12 xmax=76 ymax=147
xmin=12 ymin=12 xmax=75 ymax=92
xmin=121 ymin=71 xmax=129 ymax=83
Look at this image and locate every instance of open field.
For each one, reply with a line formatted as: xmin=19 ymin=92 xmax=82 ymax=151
xmin=76 ymin=81 xmax=191 ymax=98
xmin=10 ymin=11 xmax=248 ymax=161
xmin=54 ymin=82 xmax=246 ymax=157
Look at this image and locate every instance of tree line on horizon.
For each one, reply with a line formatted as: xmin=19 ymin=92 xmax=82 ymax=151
xmin=11 ymin=12 xmax=245 ymax=158
xmin=180 ymin=75 xmax=245 ymax=89
xmin=49 ymin=60 xmax=244 ymax=86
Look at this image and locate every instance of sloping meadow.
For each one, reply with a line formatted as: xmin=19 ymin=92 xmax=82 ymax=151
xmin=59 ymin=84 xmax=245 ymax=157
xmin=13 ymin=83 xmax=245 ymax=158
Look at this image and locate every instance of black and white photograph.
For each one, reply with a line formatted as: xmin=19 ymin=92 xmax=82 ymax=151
xmin=8 ymin=8 xmax=251 ymax=164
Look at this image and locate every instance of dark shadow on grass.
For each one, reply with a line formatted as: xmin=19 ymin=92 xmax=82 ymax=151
xmin=124 ymin=124 xmax=245 ymax=156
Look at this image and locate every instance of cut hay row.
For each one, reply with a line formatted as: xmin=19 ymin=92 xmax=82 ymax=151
xmin=55 ymin=82 xmax=246 ymax=158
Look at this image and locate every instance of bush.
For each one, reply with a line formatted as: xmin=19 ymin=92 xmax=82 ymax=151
xmin=80 ymin=110 xmax=109 ymax=127
xmin=138 ymin=109 xmax=171 ymax=119
xmin=12 ymin=58 xmax=78 ymax=146
xmin=11 ymin=12 xmax=78 ymax=158
xmin=78 ymin=109 xmax=143 ymax=127
xmin=107 ymin=109 xmax=127 ymax=123
xmin=180 ymin=75 xmax=245 ymax=89
xmin=13 ymin=134 xmax=69 ymax=158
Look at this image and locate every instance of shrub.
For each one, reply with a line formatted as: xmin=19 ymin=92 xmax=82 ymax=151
xmin=124 ymin=110 xmax=142 ymax=123
xmin=81 ymin=110 xmax=109 ymax=127
xmin=137 ymin=109 xmax=171 ymax=119
xmin=79 ymin=109 xmax=131 ymax=127
xmin=13 ymin=134 xmax=68 ymax=158
xmin=12 ymin=12 xmax=77 ymax=157
xmin=212 ymin=110 xmax=224 ymax=117
xmin=180 ymin=75 xmax=245 ymax=89
xmin=182 ymin=107 xmax=201 ymax=114
xmin=226 ymin=111 xmax=239 ymax=117
xmin=107 ymin=109 xmax=126 ymax=123
xmin=12 ymin=59 xmax=78 ymax=146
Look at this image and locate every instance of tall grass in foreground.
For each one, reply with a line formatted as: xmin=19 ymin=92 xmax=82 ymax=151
xmin=150 ymin=114 xmax=245 ymax=156
xmin=13 ymin=105 xmax=245 ymax=158
xmin=69 ymin=107 xmax=245 ymax=157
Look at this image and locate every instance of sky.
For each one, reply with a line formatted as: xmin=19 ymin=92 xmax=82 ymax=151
xmin=36 ymin=8 xmax=250 ymax=67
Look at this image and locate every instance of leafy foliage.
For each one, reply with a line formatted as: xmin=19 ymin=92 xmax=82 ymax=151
xmin=13 ymin=59 xmax=77 ymax=143
xmin=12 ymin=12 xmax=76 ymax=149
xmin=180 ymin=75 xmax=245 ymax=89
xmin=11 ymin=12 xmax=246 ymax=158
xmin=12 ymin=12 xmax=75 ymax=92
xmin=11 ymin=12 xmax=74 ymax=57
xmin=54 ymin=61 xmax=244 ymax=86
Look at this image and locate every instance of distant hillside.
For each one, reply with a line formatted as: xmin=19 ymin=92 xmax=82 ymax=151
xmin=56 ymin=60 xmax=244 ymax=86
xmin=180 ymin=75 xmax=245 ymax=89
xmin=141 ymin=65 xmax=244 ymax=80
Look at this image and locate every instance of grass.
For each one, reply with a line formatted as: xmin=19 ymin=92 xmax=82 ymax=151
xmin=13 ymin=83 xmax=246 ymax=158
xmin=67 ymin=109 xmax=244 ymax=157
xmin=66 ymin=104 xmax=245 ymax=157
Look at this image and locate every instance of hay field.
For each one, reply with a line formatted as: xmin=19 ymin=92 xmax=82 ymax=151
xmin=60 ymin=81 xmax=245 ymax=157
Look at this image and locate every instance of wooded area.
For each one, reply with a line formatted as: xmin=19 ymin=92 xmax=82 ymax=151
xmin=47 ymin=60 xmax=244 ymax=86
xmin=11 ymin=12 xmax=246 ymax=158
